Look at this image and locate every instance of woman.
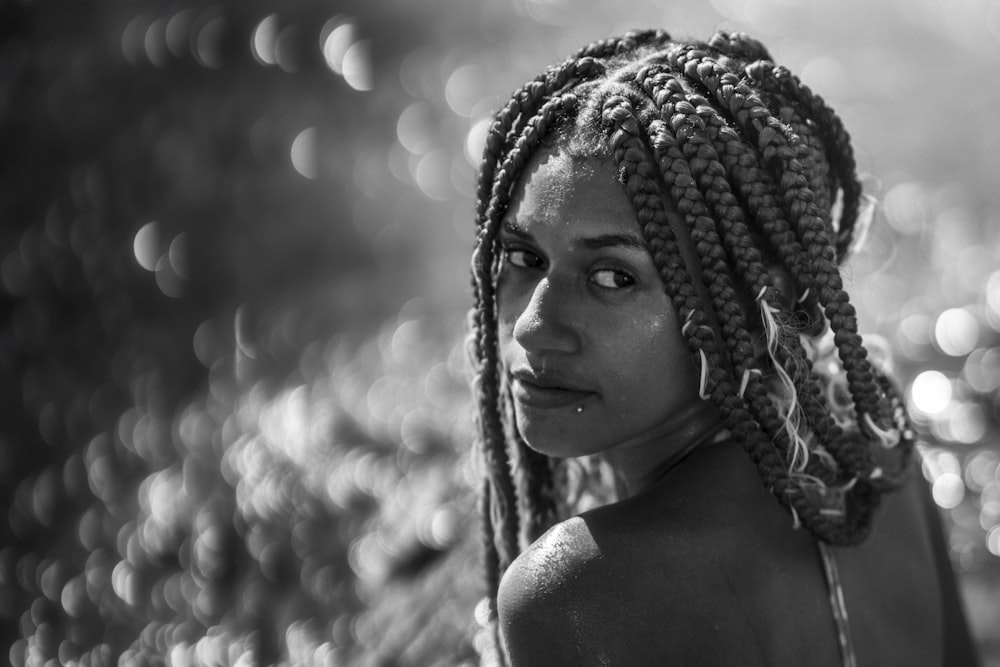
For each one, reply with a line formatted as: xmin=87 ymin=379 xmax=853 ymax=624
xmin=469 ymin=30 xmax=977 ymax=665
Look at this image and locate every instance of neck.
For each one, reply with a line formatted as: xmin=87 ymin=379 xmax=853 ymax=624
xmin=603 ymin=399 xmax=726 ymax=499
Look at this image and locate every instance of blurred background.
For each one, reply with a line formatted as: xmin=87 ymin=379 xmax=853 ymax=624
xmin=2 ymin=0 xmax=1000 ymax=665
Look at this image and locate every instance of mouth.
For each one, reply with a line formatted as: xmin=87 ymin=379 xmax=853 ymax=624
xmin=509 ymin=370 xmax=594 ymax=410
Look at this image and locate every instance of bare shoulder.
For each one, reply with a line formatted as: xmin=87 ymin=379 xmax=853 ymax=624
xmin=498 ymin=516 xmax=604 ymax=619
xmin=496 ymin=503 xmax=716 ymax=665
xmin=497 ymin=517 xmax=611 ymax=666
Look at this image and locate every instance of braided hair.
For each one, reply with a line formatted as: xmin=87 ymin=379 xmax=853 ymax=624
xmin=469 ymin=29 xmax=914 ymax=661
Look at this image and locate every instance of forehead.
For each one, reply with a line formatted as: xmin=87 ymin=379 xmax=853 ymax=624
xmin=504 ymin=147 xmax=636 ymax=234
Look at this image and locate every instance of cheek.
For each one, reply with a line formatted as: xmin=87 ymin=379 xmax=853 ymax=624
xmin=495 ymin=286 xmax=519 ymax=346
xmin=627 ymin=311 xmax=684 ymax=363
xmin=610 ymin=311 xmax=695 ymax=403
xmin=497 ymin=306 xmax=522 ymax=367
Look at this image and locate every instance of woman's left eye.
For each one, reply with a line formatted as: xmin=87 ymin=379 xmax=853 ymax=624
xmin=504 ymin=248 xmax=544 ymax=269
xmin=590 ymin=268 xmax=635 ymax=289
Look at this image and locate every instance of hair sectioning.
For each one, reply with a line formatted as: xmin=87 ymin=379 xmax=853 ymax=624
xmin=469 ymin=29 xmax=914 ymax=659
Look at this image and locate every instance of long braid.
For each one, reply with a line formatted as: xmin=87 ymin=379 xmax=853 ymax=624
xmin=741 ymin=57 xmax=864 ymax=262
xmin=599 ymin=95 xmax=876 ymax=545
xmin=714 ymin=86 xmax=884 ymax=485
xmin=741 ymin=69 xmax=837 ymax=239
xmin=668 ymin=46 xmax=888 ymax=441
xmin=639 ymin=65 xmax=853 ymax=478
xmin=479 ymin=477 xmax=501 ymax=613
xmin=676 ymin=48 xmax=873 ymax=448
xmin=669 ymin=72 xmax=844 ymax=456
xmin=669 ymin=43 xmax=913 ymax=492
xmin=654 ymin=69 xmax=899 ymax=506
xmin=600 ymin=95 xmax=729 ymax=414
xmin=769 ymin=99 xmax=834 ymax=222
xmin=503 ymin=381 xmax=558 ymax=549
xmin=636 ymin=67 xmax=825 ymax=478
xmin=696 ymin=33 xmax=855 ymax=266
xmin=696 ymin=48 xmax=911 ymax=491
xmin=626 ymin=73 xmax=877 ymax=536
xmin=473 ymin=94 xmax=580 ymax=587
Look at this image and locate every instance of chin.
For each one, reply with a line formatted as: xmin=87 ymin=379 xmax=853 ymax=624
xmin=521 ymin=439 xmax=577 ymax=459
xmin=516 ymin=421 xmax=606 ymax=460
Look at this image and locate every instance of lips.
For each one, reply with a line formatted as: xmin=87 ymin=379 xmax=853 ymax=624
xmin=510 ymin=368 xmax=594 ymax=410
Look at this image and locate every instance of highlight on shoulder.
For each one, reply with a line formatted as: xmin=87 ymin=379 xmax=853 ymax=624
xmin=496 ymin=518 xmax=609 ymax=665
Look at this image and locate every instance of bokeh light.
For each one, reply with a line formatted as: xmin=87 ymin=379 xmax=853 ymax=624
xmin=986 ymin=271 xmax=1000 ymax=328
xmin=933 ymin=472 xmax=966 ymax=509
xmin=445 ymin=64 xmax=489 ymax=118
xmin=321 ymin=18 xmax=372 ymax=92
xmin=964 ymin=347 xmax=1000 ymax=393
xmin=935 ymin=307 xmax=979 ymax=357
xmin=909 ymin=370 xmax=952 ymax=417
xmin=464 ymin=117 xmax=490 ymax=166
xmin=883 ymin=181 xmax=930 ymax=235
xmin=321 ymin=18 xmax=356 ymax=74
xmin=251 ymin=14 xmax=279 ymax=66
xmin=290 ymin=127 xmax=318 ymax=180
xmin=133 ymin=221 xmax=160 ymax=271
xmin=396 ymin=101 xmax=436 ymax=156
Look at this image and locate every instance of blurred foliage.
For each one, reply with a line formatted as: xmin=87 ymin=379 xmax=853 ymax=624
xmin=1 ymin=0 xmax=1000 ymax=665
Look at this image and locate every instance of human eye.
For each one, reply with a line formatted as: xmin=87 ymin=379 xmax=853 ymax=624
xmin=502 ymin=245 xmax=545 ymax=270
xmin=590 ymin=267 xmax=636 ymax=289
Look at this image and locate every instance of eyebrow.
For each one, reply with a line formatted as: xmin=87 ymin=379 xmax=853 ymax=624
xmin=501 ymin=219 xmax=648 ymax=251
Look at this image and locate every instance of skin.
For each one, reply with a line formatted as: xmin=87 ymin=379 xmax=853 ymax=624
xmin=497 ymin=146 xmax=716 ymax=494
xmin=494 ymin=147 xmax=978 ymax=665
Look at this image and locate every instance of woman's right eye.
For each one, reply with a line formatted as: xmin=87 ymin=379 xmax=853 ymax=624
xmin=503 ymin=247 xmax=544 ymax=269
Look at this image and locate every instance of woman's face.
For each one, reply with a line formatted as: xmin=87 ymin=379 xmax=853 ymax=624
xmin=497 ymin=147 xmax=702 ymax=458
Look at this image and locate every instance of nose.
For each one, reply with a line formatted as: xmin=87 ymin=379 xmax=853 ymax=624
xmin=512 ymin=277 xmax=581 ymax=355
